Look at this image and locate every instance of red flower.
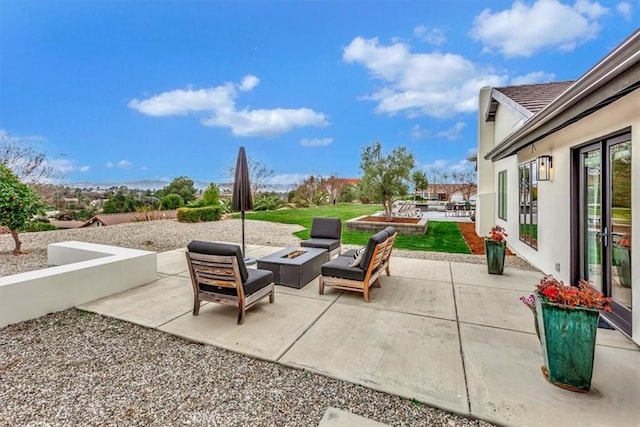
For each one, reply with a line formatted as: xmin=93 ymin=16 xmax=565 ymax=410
xmin=542 ymin=287 xmax=559 ymax=299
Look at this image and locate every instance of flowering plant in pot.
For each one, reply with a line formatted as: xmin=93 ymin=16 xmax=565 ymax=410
xmin=484 ymin=225 xmax=508 ymax=275
xmin=521 ymin=275 xmax=611 ymax=392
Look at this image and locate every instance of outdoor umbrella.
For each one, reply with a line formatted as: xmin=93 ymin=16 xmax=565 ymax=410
xmin=232 ymin=146 xmax=256 ymax=264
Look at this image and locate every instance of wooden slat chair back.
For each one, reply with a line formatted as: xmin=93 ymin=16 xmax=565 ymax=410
xmin=319 ymin=229 xmax=395 ymax=302
xmin=186 ymin=242 xmax=274 ymax=324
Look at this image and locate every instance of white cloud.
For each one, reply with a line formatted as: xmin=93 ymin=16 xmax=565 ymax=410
xmin=118 ymin=160 xmax=133 ymax=169
xmin=410 ymin=124 xmax=431 ymax=140
xmin=470 ymin=0 xmax=608 ymax=57
xmin=343 ymin=36 xmax=507 ymax=118
xmin=106 ymin=161 xmax=114 ymax=168
xmin=46 ymin=159 xmax=91 ymax=175
xmin=437 ymin=121 xmax=466 ymax=140
xmin=510 ymin=71 xmax=556 ymax=85
xmin=617 ymin=2 xmax=632 ymax=20
xmin=266 ymin=173 xmax=308 ymax=187
xmin=413 ymin=25 xmax=446 ymax=45
xmin=239 ymin=74 xmax=260 ymax=92
xmin=128 ymin=75 xmax=328 ymax=137
xmin=422 ymin=158 xmax=475 ymax=174
xmin=300 ymin=137 xmax=333 ymax=147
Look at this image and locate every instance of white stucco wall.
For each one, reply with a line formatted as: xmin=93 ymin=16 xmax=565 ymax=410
xmin=501 ymin=90 xmax=639 ymax=344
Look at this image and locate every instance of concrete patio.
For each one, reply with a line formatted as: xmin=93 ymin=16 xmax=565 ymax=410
xmin=78 ymin=244 xmax=640 ymax=426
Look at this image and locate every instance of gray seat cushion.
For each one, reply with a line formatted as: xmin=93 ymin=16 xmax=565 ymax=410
xmin=339 ymin=248 xmax=358 ymax=258
xmin=187 ymin=240 xmax=249 ymax=284
xmin=321 ymin=256 xmax=366 ymax=281
xmin=309 ymin=217 xmax=342 ymax=239
xmin=300 ymin=238 xmax=340 ymax=252
xmin=199 ymin=268 xmax=273 ymax=296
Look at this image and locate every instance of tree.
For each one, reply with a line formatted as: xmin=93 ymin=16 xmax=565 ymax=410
xmin=102 ymin=192 xmax=142 ymax=213
xmin=0 ymin=164 xmax=44 ymax=254
xmin=359 ymin=141 xmax=415 ymax=221
xmin=322 ymin=175 xmax=349 ymax=204
xmin=201 ymin=183 xmax=220 ymax=206
xmin=157 ymin=176 xmax=197 ymax=203
xmin=160 ymin=193 xmax=185 ymax=210
xmin=292 ymin=175 xmax=329 ymax=207
xmin=225 ymin=157 xmax=275 ymax=194
xmin=0 ymin=131 xmax=55 ymax=182
xmin=411 ymin=170 xmax=428 ymax=200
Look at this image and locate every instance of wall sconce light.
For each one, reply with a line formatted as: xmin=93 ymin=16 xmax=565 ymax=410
xmin=537 ymin=155 xmax=553 ymax=181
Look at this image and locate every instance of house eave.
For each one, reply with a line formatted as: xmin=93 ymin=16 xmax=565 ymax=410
xmin=485 ymin=29 xmax=640 ymax=161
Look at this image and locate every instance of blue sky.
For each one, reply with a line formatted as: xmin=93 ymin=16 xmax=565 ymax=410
xmin=1 ymin=0 xmax=637 ymax=188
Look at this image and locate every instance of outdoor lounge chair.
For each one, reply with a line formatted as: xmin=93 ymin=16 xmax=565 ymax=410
xmin=319 ymin=227 xmax=396 ymax=302
xmin=185 ymin=241 xmax=274 ymax=324
xmin=300 ymin=217 xmax=342 ymax=258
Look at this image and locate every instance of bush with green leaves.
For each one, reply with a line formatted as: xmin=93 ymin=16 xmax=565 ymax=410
xmin=0 ymin=164 xmax=44 ymax=254
xmin=201 ymin=183 xmax=220 ymax=206
xmin=253 ymin=194 xmax=285 ymax=211
xmin=177 ymin=206 xmax=222 ymax=223
xmin=20 ymin=221 xmax=59 ymax=232
xmin=160 ymin=193 xmax=185 ymax=210
xmin=219 ymin=197 xmax=234 ymax=214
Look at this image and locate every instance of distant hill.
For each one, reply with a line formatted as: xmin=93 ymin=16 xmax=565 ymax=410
xmin=66 ymin=179 xmax=211 ymax=191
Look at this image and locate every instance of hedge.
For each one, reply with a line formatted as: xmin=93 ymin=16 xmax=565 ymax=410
xmin=177 ymin=206 xmax=222 ymax=223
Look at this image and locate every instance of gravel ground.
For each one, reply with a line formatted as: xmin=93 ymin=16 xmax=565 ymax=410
xmin=0 ymin=310 xmax=494 ymax=427
xmin=0 ymin=218 xmax=534 ymax=426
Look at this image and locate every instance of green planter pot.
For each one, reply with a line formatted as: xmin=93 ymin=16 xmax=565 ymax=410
xmin=534 ymin=293 xmax=599 ymax=392
xmin=613 ymin=246 xmax=631 ymax=288
xmin=484 ymin=239 xmax=506 ymax=275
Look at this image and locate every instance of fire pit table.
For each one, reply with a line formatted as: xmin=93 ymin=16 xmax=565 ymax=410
xmin=256 ymin=247 xmax=327 ymax=289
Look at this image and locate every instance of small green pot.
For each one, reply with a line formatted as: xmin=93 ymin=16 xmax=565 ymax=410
xmin=484 ymin=239 xmax=506 ymax=275
xmin=613 ymin=246 xmax=631 ymax=288
xmin=534 ymin=293 xmax=599 ymax=392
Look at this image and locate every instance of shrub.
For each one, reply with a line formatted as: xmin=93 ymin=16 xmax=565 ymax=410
xmin=201 ymin=183 xmax=220 ymax=206
xmin=160 ymin=193 xmax=185 ymax=210
xmin=253 ymin=194 xmax=285 ymax=211
xmin=20 ymin=221 xmax=59 ymax=232
xmin=219 ymin=198 xmax=234 ymax=214
xmin=177 ymin=206 xmax=222 ymax=223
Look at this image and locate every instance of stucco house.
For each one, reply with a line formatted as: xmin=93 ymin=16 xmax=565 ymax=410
xmin=476 ymin=29 xmax=639 ymax=344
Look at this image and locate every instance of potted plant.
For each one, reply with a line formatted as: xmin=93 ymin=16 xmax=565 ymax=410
xmin=521 ymin=275 xmax=611 ymax=392
xmin=484 ymin=225 xmax=507 ymax=275
xmin=613 ymin=236 xmax=631 ymax=288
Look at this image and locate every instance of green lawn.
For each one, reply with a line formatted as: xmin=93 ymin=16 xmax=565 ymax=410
xmin=240 ymin=203 xmax=471 ymax=254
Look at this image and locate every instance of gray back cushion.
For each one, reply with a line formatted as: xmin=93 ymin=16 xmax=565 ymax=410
xmin=359 ymin=229 xmax=389 ymax=270
xmin=383 ymin=226 xmax=397 ymax=236
xmin=187 ymin=241 xmax=249 ymax=283
xmin=310 ymin=217 xmax=342 ymax=239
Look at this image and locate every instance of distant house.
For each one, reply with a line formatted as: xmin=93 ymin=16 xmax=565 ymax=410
xmin=476 ymin=29 xmax=639 ymax=343
xmin=80 ymin=210 xmax=177 ymax=227
xmin=419 ymin=183 xmax=477 ymax=202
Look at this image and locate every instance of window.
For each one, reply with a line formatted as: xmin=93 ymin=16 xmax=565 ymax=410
xmin=498 ymin=170 xmax=507 ymax=220
xmin=519 ymin=160 xmax=538 ymax=249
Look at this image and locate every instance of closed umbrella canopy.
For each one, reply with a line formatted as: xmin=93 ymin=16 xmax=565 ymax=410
xmin=232 ymin=146 xmax=253 ymax=212
xmin=232 ymin=146 xmax=254 ymax=263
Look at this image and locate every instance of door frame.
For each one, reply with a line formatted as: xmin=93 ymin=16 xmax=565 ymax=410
xmin=571 ymin=128 xmax=632 ymax=336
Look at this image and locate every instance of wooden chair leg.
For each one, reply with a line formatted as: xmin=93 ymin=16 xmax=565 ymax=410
xmin=385 ymin=264 xmax=391 ymax=276
xmin=363 ymin=286 xmax=370 ymax=303
xmin=237 ymin=303 xmax=246 ymax=325
xmin=269 ymin=288 xmax=275 ymax=303
xmin=193 ymin=297 xmax=201 ymax=315
xmin=319 ymin=276 xmax=325 ymax=295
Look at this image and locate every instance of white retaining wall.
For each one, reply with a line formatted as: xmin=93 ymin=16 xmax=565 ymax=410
xmin=0 ymin=241 xmax=157 ymax=328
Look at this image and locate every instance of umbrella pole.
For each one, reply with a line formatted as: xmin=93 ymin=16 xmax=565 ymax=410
xmin=241 ymin=210 xmax=256 ymax=265
xmin=241 ymin=210 xmax=246 ymax=258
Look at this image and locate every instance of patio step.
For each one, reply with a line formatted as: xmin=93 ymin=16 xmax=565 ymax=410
xmin=318 ymin=407 xmax=388 ymax=427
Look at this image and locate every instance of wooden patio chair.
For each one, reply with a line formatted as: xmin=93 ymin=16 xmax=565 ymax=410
xmin=185 ymin=241 xmax=274 ymax=325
